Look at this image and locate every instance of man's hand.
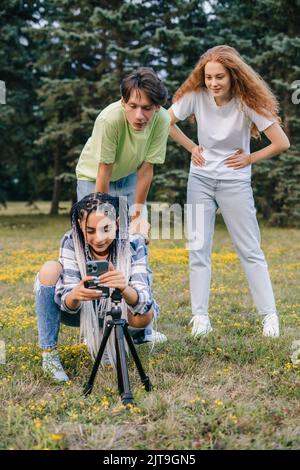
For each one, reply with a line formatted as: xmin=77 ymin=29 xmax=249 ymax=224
xmin=129 ymin=214 xmax=150 ymax=243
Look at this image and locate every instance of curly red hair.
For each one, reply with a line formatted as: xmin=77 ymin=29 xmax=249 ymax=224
xmin=173 ymin=45 xmax=280 ymax=138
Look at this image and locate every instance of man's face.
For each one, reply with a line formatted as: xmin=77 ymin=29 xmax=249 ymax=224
xmin=121 ymin=89 xmax=159 ymax=131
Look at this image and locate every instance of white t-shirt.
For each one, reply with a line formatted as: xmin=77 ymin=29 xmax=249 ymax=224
xmin=171 ymin=89 xmax=275 ymax=180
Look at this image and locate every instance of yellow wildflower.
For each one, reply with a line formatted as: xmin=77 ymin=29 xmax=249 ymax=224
xmin=50 ymin=433 xmax=64 ymax=441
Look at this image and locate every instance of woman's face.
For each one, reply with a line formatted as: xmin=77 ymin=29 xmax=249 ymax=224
xmin=204 ymin=61 xmax=231 ymax=102
xmin=80 ymin=211 xmax=117 ymax=257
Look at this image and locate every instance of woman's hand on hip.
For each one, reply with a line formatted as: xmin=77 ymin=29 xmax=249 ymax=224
xmin=225 ymin=149 xmax=252 ymax=169
xmin=191 ymin=145 xmax=205 ymax=166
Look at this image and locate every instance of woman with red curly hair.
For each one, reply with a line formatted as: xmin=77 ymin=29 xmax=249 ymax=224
xmin=169 ymin=45 xmax=290 ymax=338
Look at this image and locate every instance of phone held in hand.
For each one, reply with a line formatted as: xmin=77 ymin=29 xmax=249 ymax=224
xmin=84 ymin=260 xmax=109 ymax=297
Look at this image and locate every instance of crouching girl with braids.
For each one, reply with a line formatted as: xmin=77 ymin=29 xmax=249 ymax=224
xmin=34 ymin=192 xmax=163 ymax=382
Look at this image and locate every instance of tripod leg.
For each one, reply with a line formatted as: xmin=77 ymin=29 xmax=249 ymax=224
xmin=115 ymin=323 xmax=134 ymax=405
xmin=114 ymin=326 xmax=124 ymax=396
xmin=83 ymin=321 xmax=114 ymax=396
xmin=124 ymin=324 xmax=153 ymax=392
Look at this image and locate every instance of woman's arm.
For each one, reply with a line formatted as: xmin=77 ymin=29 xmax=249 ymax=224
xmin=169 ymin=109 xmax=196 ymax=152
xmin=250 ymin=123 xmax=290 ymax=163
xmin=226 ymin=123 xmax=290 ymax=169
xmin=168 ymin=108 xmax=205 ymax=166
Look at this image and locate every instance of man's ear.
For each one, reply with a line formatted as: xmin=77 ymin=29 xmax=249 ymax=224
xmin=155 ymin=105 xmax=160 ymax=112
xmin=121 ymin=97 xmax=126 ymax=108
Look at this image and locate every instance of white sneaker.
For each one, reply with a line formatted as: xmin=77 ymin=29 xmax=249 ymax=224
xmin=190 ymin=315 xmax=212 ymax=337
xmin=262 ymin=313 xmax=280 ymax=337
xmin=42 ymin=350 xmax=69 ymax=382
xmin=144 ymin=329 xmax=167 ymax=343
xmin=102 ymin=349 xmax=112 ymax=366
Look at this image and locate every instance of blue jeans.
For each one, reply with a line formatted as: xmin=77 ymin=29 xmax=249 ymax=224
xmin=34 ymin=275 xmax=80 ymax=349
xmin=77 ymin=172 xmax=147 ymax=219
xmin=187 ymin=173 xmax=277 ymax=317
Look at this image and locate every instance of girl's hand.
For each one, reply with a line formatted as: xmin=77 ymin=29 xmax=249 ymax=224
xmin=71 ymin=276 xmax=103 ymax=301
xmin=191 ymin=145 xmax=205 ymax=166
xmin=225 ymin=149 xmax=252 ymax=169
xmin=99 ymin=263 xmax=128 ymax=292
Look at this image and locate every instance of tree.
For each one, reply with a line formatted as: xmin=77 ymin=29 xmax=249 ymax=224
xmin=1 ymin=0 xmax=299 ymax=225
xmin=0 ymin=0 xmax=41 ymax=204
xmin=29 ymin=0 xmax=156 ymax=213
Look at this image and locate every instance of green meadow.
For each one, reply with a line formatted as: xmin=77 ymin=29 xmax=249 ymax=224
xmin=0 ymin=204 xmax=299 ymax=450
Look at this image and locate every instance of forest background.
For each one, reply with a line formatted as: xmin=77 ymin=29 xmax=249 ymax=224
xmin=1 ymin=1 xmax=300 ymax=451
xmin=0 ymin=0 xmax=300 ymax=225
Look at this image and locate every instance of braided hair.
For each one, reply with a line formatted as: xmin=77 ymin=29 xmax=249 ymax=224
xmin=70 ymin=192 xmax=131 ymax=363
xmin=71 ymin=192 xmax=121 ymax=264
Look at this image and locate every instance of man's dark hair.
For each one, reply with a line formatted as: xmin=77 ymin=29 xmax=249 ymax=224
xmin=120 ymin=67 xmax=168 ymax=106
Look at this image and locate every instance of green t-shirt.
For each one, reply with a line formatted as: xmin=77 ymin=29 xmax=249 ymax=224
xmin=76 ymin=100 xmax=170 ymax=182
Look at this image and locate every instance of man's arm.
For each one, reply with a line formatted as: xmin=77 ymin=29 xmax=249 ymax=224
xmin=132 ymin=161 xmax=153 ymax=218
xmin=95 ymin=163 xmax=113 ymax=193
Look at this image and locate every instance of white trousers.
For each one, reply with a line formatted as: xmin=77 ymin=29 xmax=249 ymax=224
xmin=187 ymin=173 xmax=277 ymax=317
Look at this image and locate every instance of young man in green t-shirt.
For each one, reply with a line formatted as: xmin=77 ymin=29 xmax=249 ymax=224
xmin=76 ymin=67 xmax=170 ymax=235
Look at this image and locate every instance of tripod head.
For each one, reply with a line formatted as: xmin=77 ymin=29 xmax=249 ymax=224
xmin=110 ymin=288 xmax=122 ymax=304
xmin=102 ymin=288 xmax=123 ymax=321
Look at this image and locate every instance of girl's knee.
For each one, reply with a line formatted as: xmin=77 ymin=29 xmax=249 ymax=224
xmin=39 ymin=261 xmax=62 ymax=285
xmin=127 ymin=309 xmax=153 ymax=329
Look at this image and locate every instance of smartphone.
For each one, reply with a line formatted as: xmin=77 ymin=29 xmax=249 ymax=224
xmin=84 ymin=260 xmax=109 ymax=296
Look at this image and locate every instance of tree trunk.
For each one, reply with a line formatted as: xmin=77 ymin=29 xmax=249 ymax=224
xmin=49 ymin=146 xmax=61 ymax=215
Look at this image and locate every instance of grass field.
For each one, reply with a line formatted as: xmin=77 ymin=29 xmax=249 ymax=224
xmin=0 ymin=206 xmax=300 ymax=450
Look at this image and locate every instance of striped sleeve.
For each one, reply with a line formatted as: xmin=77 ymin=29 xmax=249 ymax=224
xmin=54 ymin=231 xmax=83 ymax=314
xmin=127 ymin=235 xmax=153 ymax=315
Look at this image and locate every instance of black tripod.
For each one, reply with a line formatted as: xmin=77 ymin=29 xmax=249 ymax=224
xmin=83 ymin=289 xmax=152 ymax=405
